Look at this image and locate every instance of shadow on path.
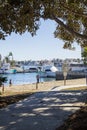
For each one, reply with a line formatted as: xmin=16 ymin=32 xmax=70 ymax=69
xmin=0 ymin=90 xmax=87 ymax=130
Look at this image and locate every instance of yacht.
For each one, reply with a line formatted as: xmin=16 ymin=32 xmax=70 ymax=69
xmin=39 ymin=65 xmax=58 ymax=78
xmin=28 ymin=66 xmax=39 ymax=73
xmin=16 ymin=65 xmax=41 ymax=73
xmin=0 ymin=63 xmax=17 ymax=74
xmin=5 ymin=69 xmax=17 ymax=74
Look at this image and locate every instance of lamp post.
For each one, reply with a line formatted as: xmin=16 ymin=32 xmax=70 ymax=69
xmin=63 ymin=71 xmax=67 ymax=85
xmin=62 ymin=61 xmax=69 ymax=86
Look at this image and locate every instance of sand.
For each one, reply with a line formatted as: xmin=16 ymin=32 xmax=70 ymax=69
xmin=0 ymin=78 xmax=86 ymax=96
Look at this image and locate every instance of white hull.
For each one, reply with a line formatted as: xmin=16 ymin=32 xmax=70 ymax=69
xmin=38 ymin=71 xmax=47 ymax=78
xmin=46 ymin=71 xmax=56 ymax=78
xmin=4 ymin=69 xmax=17 ymax=74
xmin=39 ymin=65 xmax=58 ymax=78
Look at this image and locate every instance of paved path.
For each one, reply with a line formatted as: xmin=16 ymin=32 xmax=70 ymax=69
xmin=51 ymin=84 xmax=87 ymax=91
xmin=0 ymin=90 xmax=87 ymax=130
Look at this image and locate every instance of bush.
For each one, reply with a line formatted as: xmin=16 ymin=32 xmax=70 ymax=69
xmin=0 ymin=75 xmax=7 ymax=87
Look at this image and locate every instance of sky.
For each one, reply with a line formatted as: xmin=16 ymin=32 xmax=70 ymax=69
xmin=0 ymin=19 xmax=81 ymax=61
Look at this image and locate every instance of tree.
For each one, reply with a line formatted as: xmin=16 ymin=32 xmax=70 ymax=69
xmin=8 ymin=52 xmax=13 ymax=61
xmin=8 ymin=52 xmax=14 ymax=66
xmin=82 ymin=47 xmax=87 ymax=64
xmin=0 ymin=0 xmax=87 ymax=48
xmin=0 ymin=54 xmax=2 ymax=67
xmin=0 ymin=75 xmax=7 ymax=94
xmin=0 ymin=75 xmax=7 ymax=86
xmin=4 ymin=56 xmax=9 ymax=63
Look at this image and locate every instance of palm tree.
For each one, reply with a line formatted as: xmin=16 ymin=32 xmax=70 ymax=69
xmin=0 ymin=54 xmax=2 ymax=68
xmin=8 ymin=52 xmax=14 ymax=66
xmin=0 ymin=54 xmax=2 ymax=61
xmin=8 ymin=52 xmax=13 ymax=61
xmin=5 ymin=56 xmax=9 ymax=63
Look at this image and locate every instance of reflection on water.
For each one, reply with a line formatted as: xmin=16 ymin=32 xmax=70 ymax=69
xmin=3 ymin=73 xmax=55 ymax=86
xmin=43 ymin=77 xmax=55 ymax=82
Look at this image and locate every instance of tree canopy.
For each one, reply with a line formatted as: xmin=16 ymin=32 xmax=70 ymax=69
xmin=0 ymin=0 xmax=87 ymax=48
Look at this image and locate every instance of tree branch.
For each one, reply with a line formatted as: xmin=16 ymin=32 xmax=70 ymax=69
xmin=52 ymin=15 xmax=87 ymax=40
xmin=59 ymin=0 xmax=87 ymax=17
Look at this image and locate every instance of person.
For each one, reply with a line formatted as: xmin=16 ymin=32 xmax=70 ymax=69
xmin=9 ymin=79 xmax=12 ymax=87
xmin=36 ymin=74 xmax=40 ymax=89
xmin=1 ymin=84 xmax=4 ymax=94
xmin=36 ymin=74 xmax=40 ymax=83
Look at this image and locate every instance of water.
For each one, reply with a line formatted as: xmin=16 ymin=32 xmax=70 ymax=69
xmin=3 ymin=72 xmax=55 ymax=86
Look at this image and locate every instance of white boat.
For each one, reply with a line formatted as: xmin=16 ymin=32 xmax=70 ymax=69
xmin=0 ymin=69 xmax=4 ymax=74
xmin=69 ymin=63 xmax=87 ymax=72
xmin=39 ymin=65 xmax=58 ymax=78
xmin=38 ymin=71 xmax=47 ymax=78
xmin=0 ymin=63 xmax=16 ymax=74
xmin=4 ymin=69 xmax=17 ymax=74
xmin=28 ymin=66 xmax=39 ymax=72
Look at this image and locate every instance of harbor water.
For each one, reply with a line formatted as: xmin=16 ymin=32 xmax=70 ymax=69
xmin=3 ymin=72 xmax=55 ymax=86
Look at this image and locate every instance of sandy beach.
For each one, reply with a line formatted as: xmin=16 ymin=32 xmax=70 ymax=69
xmin=1 ymin=78 xmax=86 ymax=96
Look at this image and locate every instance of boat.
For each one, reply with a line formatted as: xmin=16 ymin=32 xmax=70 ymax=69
xmin=38 ymin=71 xmax=47 ymax=78
xmin=0 ymin=63 xmax=17 ymax=74
xmin=11 ymin=66 xmax=24 ymax=73
xmin=0 ymin=69 xmax=4 ymax=74
xmin=39 ymin=65 xmax=58 ymax=78
xmin=4 ymin=69 xmax=17 ymax=74
xmin=69 ymin=63 xmax=87 ymax=72
xmin=28 ymin=66 xmax=39 ymax=72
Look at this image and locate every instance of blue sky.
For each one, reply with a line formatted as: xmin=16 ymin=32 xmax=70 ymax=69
xmin=0 ymin=19 xmax=81 ymax=61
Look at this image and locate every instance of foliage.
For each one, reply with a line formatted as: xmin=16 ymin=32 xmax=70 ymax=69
xmin=8 ymin=52 xmax=14 ymax=66
xmin=0 ymin=0 xmax=87 ymax=48
xmin=4 ymin=52 xmax=15 ymax=66
xmin=8 ymin=52 xmax=13 ymax=57
xmin=10 ymin=60 xmax=15 ymax=66
xmin=82 ymin=47 xmax=87 ymax=64
xmin=0 ymin=54 xmax=2 ymax=61
xmin=4 ymin=56 xmax=9 ymax=63
xmin=0 ymin=75 xmax=7 ymax=86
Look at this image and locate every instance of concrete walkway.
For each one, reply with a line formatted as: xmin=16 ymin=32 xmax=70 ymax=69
xmin=51 ymin=84 xmax=87 ymax=91
xmin=0 ymin=90 xmax=87 ymax=130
